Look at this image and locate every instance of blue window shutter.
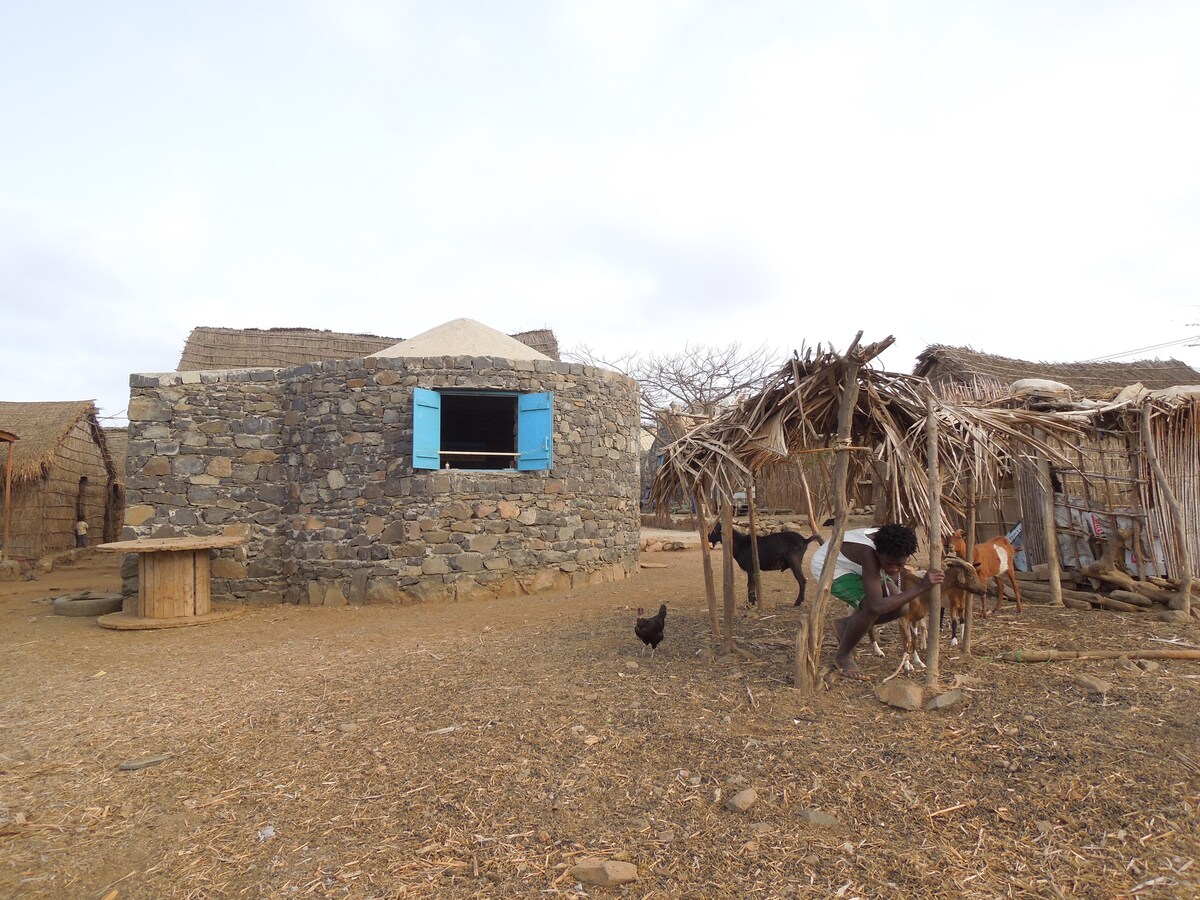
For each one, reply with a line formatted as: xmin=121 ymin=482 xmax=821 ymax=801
xmin=412 ymin=388 xmax=441 ymax=470
xmin=517 ymin=392 xmax=553 ymax=471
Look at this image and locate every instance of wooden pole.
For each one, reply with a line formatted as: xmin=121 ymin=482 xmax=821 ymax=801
xmin=1004 ymin=648 xmax=1200 ymax=663
xmin=721 ymin=500 xmax=736 ymax=653
xmin=1141 ymin=404 xmax=1193 ymax=615
xmin=693 ymin=492 xmax=720 ymax=638
xmin=2 ymin=437 xmax=12 ymax=562
xmin=1037 ymin=431 xmax=1065 ymax=607
xmin=796 ymin=465 xmax=822 ymax=538
xmin=924 ymin=394 xmax=944 ymax=684
xmin=746 ymin=479 xmax=767 ymax=609
xmin=796 ymin=337 xmax=864 ymax=692
xmin=962 ymin=464 xmax=977 ymax=654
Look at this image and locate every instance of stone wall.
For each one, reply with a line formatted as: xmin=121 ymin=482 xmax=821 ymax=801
xmin=122 ymin=369 xmax=290 ymax=603
xmin=122 ymin=356 xmax=641 ymax=606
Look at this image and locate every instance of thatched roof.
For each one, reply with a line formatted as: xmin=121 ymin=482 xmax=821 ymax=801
xmin=177 ymin=325 xmax=560 ymax=370
xmin=651 ymin=337 xmax=1089 ymax=536
xmin=915 ymin=345 xmax=1200 ymax=399
xmin=0 ymin=400 xmax=104 ymax=484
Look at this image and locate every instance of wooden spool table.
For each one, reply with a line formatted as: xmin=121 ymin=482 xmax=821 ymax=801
xmin=95 ymin=535 xmax=246 ymax=630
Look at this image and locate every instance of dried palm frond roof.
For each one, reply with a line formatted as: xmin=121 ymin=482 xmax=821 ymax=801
xmin=177 ymin=325 xmax=560 ymax=370
xmin=0 ymin=400 xmax=105 ymax=484
xmin=915 ymin=344 xmax=1200 ymax=398
xmin=651 ymin=336 xmax=1091 ymax=536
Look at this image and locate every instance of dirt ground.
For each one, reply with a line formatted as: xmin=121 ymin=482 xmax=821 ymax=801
xmin=1 ymin=530 xmax=1199 ymax=899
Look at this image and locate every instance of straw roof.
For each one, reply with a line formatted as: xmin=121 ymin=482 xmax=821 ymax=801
xmin=915 ymin=344 xmax=1200 ymax=399
xmin=0 ymin=400 xmax=106 ymax=484
xmin=177 ymin=325 xmax=560 ymax=370
xmin=651 ymin=337 xmax=1089 ymax=536
xmin=370 ymin=319 xmax=552 ymax=361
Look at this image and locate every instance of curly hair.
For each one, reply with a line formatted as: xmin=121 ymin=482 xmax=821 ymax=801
xmin=872 ymin=524 xmax=919 ymax=559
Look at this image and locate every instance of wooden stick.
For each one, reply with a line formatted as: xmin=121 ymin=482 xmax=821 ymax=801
xmin=746 ymin=479 xmax=766 ymax=610
xmin=925 ymin=392 xmax=943 ymax=684
xmin=693 ymin=494 xmax=720 ymax=638
xmin=1142 ymin=404 xmax=1194 ymax=616
xmin=722 ymin=500 xmax=736 ymax=654
xmin=1004 ymin=649 xmax=1200 ymax=663
xmin=1036 ymin=429 xmax=1064 ymax=607
xmin=796 ymin=333 xmax=864 ymax=692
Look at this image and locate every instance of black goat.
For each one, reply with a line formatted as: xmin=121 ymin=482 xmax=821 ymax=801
xmin=707 ymin=523 xmax=822 ymax=606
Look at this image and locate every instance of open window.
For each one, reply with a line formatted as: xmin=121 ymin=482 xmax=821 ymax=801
xmin=412 ymin=388 xmax=553 ymax=471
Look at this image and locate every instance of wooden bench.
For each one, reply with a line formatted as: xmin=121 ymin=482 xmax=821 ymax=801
xmin=96 ymin=535 xmax=245 ymax=627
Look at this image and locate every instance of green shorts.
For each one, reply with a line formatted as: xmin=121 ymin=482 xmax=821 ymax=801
xmin=831 ymin=573 xmax=894 ymax=610
xmin=831 ymin=573 xmax=866 ymax=609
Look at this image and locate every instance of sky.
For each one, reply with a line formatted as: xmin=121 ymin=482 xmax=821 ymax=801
xmin=3 ymin=1 xmax=1199 ymax=426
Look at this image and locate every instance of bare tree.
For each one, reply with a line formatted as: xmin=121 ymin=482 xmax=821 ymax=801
xmin=567 ymin=341 xmax=780 ymax=424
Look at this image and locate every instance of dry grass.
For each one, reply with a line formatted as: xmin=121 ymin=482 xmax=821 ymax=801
xmin=1 ymin=548 xmax=1198 ymax=899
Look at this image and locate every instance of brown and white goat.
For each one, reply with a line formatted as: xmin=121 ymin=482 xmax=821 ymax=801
xmin=972 ymin=535 xmax=1022 ymax=617
xmin=943 ymin=528 xmax=967 ymax=560
xmin=942 ymin=556 xmax=992 ymax=646
xmin=882 ymin=559 xmax=991 ymax=679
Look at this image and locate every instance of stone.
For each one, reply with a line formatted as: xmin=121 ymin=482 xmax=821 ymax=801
xmin=875 ymin=680 xmax=923 ymax=710
xmin=795 ymin=807 xmax=840 ymax=827
xmin=206 ymin=457 xmax=233 ymax=478
xmin=725 ymin=788 xmax=759 ymax=812
xmin=327 ymin=470 xmax=347 ymax=490
xmin=128 ymin=397 xmax=173 ymax=422
xmin=1136 ymin=659 xmax=1161 ymax=673
xmin=211 ymin=558 xmax=248 ymax=579
xmin=141 ymin=457 xmax=171 ymax=477
xmin=925 ymin=690 xmax=967 ymax=711
xmin=568 ymin=858 xmax=638 ymax=887
xmin=1073 ymin=674 xmax=1112 ymax=696
xmin=124 ymin=505 xmax=157 ymax=527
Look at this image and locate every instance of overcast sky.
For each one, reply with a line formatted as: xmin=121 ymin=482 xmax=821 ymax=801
xmin=3 ymin=1 xmax=1199 ymax=425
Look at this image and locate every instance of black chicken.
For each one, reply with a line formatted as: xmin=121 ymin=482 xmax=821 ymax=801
xmin=634 ymin=604 xmax=667 ymax=653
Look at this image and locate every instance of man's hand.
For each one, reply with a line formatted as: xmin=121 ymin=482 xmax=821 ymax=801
xmin=921 ymin=568 xmax=946 ymax=590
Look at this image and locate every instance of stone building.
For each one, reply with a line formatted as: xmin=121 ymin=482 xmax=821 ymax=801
xmin=122 ymin=319 xmax=642 ymax=606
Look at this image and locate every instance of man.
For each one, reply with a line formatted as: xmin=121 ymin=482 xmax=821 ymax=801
xmin=74 ymin=518 xmax=89 ymax=548
xmin=809 ymin=524 xmax=943 ymax=681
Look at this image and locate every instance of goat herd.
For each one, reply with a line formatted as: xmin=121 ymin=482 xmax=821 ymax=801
xmin=705 ymin=522 xmax=1023 ymax=679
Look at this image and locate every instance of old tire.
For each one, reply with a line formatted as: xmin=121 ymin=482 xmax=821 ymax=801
xmin=52 ymin=594 xmax=124 ymax=617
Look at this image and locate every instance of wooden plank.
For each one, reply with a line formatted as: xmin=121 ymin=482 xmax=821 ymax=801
xmin=97 ymin=535 xmax=243 ymax=552
xmin=193 ymin=551 xmax=211 ymax=616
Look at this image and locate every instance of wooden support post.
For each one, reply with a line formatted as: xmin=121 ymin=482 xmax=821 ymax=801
xmin=721 ymin=500 xmax=736 ymax=653
xmin=924 ymin=394 xmax=944 ymax=683
xmin=1037 ymin=431 xmax=1065 ymax=607
xmin=746 ymin=480 xmax=767 ymax=609
xmin=693 ymin=494 xmax=720 ymax=638
xmin=962 ymin=467 xmax=977 ymax=655
xmin=2 ymin=437 xmax=12 ymax=562
xmin=1141 ymin=405 xmax=1193 ymax=615
xmin=797 ymin=340 xmax=863 ymax=692
xmin=797 ymin=465 xmax=822 ymax=537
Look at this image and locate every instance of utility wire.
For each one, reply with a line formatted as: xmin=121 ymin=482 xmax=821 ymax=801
xmin=1083 ymin=333 xmax=1200 ymax=363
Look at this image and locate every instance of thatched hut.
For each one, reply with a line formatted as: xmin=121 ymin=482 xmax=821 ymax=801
xmin=914 ymin=344 xmax=1200 ymax=402
xmin=0 ymin=401 xmax=120 ymax=559
xmin=177 ymin=325 xmax=560 ymax=371
xmin=914 ymin=345 xmax=1200 ymax=580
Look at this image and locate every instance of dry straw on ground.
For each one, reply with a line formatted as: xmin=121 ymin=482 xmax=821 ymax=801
xmin=1 ymin=548 xmax=1198 ymax=898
